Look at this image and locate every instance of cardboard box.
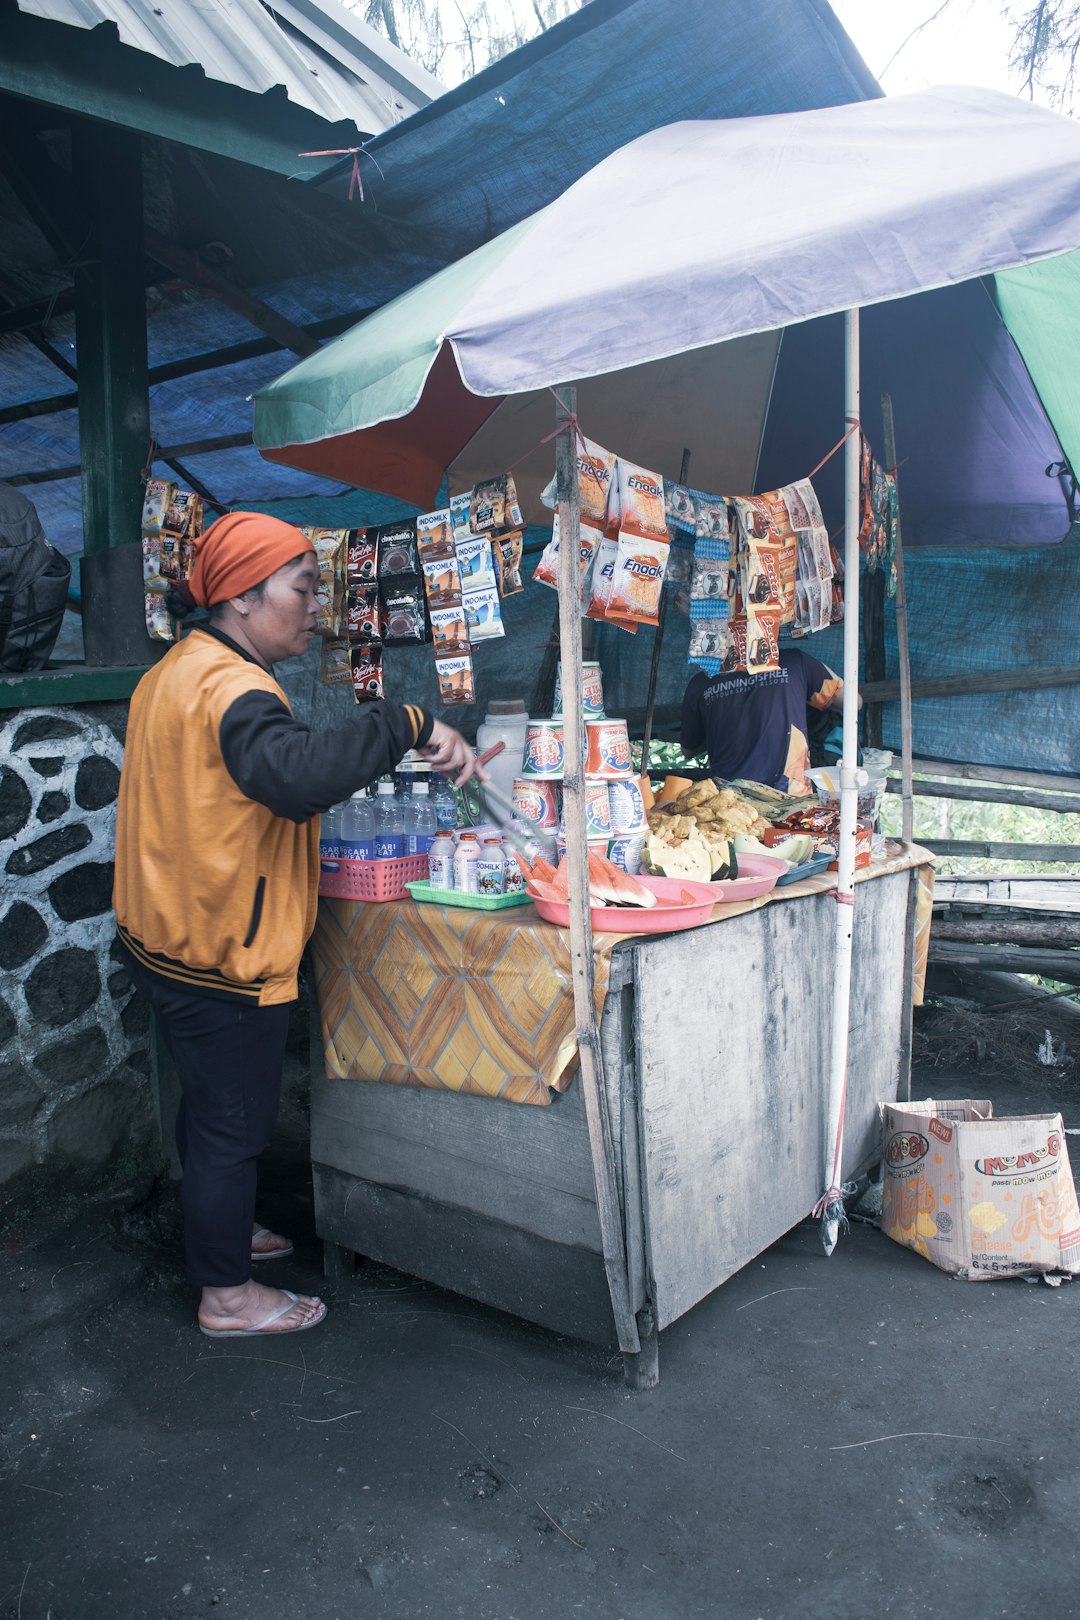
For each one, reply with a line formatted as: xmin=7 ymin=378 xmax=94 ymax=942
xmin=881 ymin=1099 xmax=1080 ymax=1280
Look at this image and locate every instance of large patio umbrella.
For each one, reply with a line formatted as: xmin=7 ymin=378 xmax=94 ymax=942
xmin=255 ymin=87 xmax=1080 ymax=1357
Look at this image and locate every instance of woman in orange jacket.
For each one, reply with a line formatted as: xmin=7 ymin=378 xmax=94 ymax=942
xmin=114 ymin=513 xmax=481 ymax=1339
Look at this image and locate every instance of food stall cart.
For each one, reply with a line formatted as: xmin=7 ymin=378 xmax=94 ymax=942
xmin=309 ymin=847 xmax=933 ymax=1385
xmin=254 ymin=90 xmax=1080 ymax=1382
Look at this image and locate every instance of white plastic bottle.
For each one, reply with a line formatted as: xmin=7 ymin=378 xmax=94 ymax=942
xmin=476 ymin=698 xmax=530 ymax=819
xmin=453 ymin=830 xmax=480 ymax=894
xmin=404 ymin=781 xmax=437 ymax=857
xmin=477 ymin=838 xmax=505 ymax=896
xmin=372 ymin=780 xmax=404 ymax=859
xmin=340 ymin=792 xmax=375 ymax=860
xmin=428 ymin=830 xmax=455 ymax=889
xmin=430 ymin=773 xmax=459 ymax=833
xmin=320 ymin=801 xmax=344 ymax=862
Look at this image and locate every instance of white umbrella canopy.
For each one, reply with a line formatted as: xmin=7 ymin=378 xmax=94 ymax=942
xmin=254 ymin=86 xmax=1080 ymax=503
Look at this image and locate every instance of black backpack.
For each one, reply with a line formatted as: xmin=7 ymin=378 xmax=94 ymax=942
xmin=0 ymin=483 xmax=71 ymax=672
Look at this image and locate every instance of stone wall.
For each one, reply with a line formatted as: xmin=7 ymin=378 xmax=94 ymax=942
xmin=0 ymin=702 xmax=155 ymax=1203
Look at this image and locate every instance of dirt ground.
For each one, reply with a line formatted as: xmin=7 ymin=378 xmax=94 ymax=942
xmin=4 ymin=1028 xmax=1080 ymax=1620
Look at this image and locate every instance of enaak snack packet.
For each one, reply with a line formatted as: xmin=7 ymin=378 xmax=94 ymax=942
xmin=614 ymin=459 xmax=668 ymax=545
xmin=539 ymin=437 xmax=618 ymax=531
xmin=607 ymin=532 xmax=669 ymax=627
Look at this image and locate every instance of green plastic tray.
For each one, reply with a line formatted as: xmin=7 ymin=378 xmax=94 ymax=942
xmin=406 ymin=881 xmax=534 ymax=911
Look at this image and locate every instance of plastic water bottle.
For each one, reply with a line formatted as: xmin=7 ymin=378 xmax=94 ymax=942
xmin=430 ymin=773 xmax=458 ymax=833
xmin=372 ymin=780 xmax=404 ymax=859
xmin=340 ymin=791 xmax=375 ymax=860
xmin=320 ymin=801 xmax=344 ymax=861
xmin=403 ymin=781 xmax=437 ymax=857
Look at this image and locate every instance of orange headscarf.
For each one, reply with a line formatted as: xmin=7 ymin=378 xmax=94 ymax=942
xmin=188 ymin=512 xmax=315 ymax=608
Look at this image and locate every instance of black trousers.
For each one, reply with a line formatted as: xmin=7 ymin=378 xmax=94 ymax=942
xmin=119 ymin=945 xmax=290 ymax=1288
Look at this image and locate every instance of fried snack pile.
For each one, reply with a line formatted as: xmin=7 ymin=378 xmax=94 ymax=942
xmin=646 ymin=780 xmax=768 ymax=862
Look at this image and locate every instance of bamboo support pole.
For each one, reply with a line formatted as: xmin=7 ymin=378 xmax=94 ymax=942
xmin=553 ymin=386 xmax=640 ymax=1360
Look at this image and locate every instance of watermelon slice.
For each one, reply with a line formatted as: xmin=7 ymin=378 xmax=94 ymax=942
xmin=587 ymin=848 xmax=657 ymax=908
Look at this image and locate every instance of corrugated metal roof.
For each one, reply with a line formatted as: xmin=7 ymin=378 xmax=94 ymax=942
xmin=15 ymin=0 xmax=443 ymax=130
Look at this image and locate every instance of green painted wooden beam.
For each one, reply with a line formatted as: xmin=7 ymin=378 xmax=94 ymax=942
xmin=1 ymin=9 xmax=364 ymax=177
xmin=73 ymin=122 xmax=150 ymax=567
xmin=0 ymin=666 xmax=147 ymax=710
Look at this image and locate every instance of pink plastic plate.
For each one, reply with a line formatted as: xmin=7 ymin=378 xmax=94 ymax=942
xmin=708 ymin=852 xmax=789 ymax=902
xmin=530 ymin=875 xmax=719 ymax=935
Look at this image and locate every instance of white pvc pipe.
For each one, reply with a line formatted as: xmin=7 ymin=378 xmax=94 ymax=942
xmin=821 ymin=306 xmax=862 ymax=1256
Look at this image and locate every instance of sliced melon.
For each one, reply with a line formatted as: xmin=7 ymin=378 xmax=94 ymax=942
xmin=769 ymin=834 xmax=815 ymax=866
xmin=642 ymin=834 xmax=713 ymax=884
xmin=709 ymin=840 xmax=738 ymax=882
xmin=732 ymin=833 xmax=772 ymax=860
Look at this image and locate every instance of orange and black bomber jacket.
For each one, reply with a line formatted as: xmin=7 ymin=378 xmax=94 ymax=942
xmin=113 ymin=626 xmax=431 ymax=1006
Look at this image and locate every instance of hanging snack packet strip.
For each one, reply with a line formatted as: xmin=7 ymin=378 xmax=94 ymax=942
xmin=141 ymin=479 xmax=179 ymax=643
xmin=302 ymin=527 xmax=348 ymax=636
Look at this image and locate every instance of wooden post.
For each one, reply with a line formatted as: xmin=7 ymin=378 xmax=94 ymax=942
xmin=554 ymin=386 xmax=641 ymax=1364
xmin=881 ymin=394 xmax=914 ymax=845
xmin=74 ymin=122 xmax=154 ymax=668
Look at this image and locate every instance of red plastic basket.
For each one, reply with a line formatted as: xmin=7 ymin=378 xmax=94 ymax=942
xmin=318 ymin=853 xmax=429 ymax=902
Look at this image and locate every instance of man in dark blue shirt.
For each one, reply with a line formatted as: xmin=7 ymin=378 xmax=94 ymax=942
xmin=680 ymin=647 xmax=850 ymax=792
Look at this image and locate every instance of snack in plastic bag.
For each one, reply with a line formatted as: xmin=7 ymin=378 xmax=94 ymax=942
xmin=322 ymin=638 xmax=353 ymax=686
xmin=306 ymin=529 xmax=347 ymax=636
xmin=144 ymin=589 xmax=173 ymax=643
xmin=746 ymin=605 xmax=781 ymax=673
xmin=347 ymin=529 xmax=378 ymax=585
xmin=381 ymin=586 xmax=427 ymax=645
xmin=615 ymin=459 xmax=668 ymax=545
xmin=416 ymin=509 xmax=453 ymax=558
xmin=376 ymin=520 xmax=419 ymax=578
xmin=435 ymin=653 xmax=476 ymax=705
xmin=463 ymin=586 xmax=505 ymax=642
xmin=347 ymin=585 xmax=381 ymax=644
xmin=494 ymin=529 xmax=524 ymax=596
xmin=421 ymin=554 xmax=462 ymax=606
xmin=350 ymin=647 xmax=384 ymax=702
xmin=141 ymin=478 xmax=174 ymax=537
xmin=429 ymin=604 xmax=470 ymax=656
xmin=608 ymin=532 xmax=669 ymax=626
xmin=456 ymin=536 xmax=497 ymax=592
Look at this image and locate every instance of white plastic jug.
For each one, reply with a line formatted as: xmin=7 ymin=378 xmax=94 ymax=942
xmin=476 ymin=699 xmax=530 ymax=817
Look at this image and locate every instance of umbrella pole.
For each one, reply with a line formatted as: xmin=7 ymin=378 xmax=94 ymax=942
xmin=819 ymin=307 xmax=862 ymax=1256
xmin=554 ymin=385 xmax=642 ymax=1364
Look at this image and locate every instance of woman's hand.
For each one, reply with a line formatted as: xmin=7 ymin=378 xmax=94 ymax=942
xmin=419 ymin=720 xmax=488 ymax=787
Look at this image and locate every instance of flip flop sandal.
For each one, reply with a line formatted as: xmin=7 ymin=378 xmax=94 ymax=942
xmin=250 ymin=1224 xmax=294 ymax=1262
xmin=199 ymin=1290 xmax=327 ymax=1339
